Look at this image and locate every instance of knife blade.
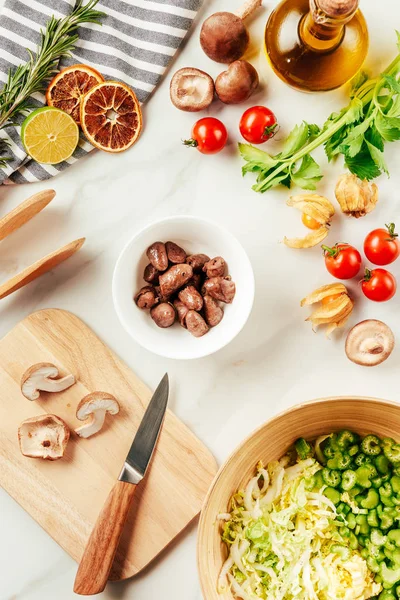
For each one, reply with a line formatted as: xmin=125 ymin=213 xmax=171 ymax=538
xmin=119 ymin=372 xmax=169 ymax=486
xmin=74 ymin=373 xmax=169 ymax=596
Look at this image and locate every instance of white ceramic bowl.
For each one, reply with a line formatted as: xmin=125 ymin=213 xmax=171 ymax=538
xmin=112 ymin=216 xmax=255 ymax=360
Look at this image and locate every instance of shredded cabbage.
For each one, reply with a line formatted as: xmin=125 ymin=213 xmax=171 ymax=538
xmin=219 ymin=458 xmax=381 ymax=600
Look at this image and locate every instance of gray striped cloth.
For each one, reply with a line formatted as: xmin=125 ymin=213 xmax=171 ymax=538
xmin=0 ymin=0 xmax=202 ymax=184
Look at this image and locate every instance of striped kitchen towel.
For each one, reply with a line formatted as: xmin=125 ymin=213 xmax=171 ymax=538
xmin=0 ymin=0 xmax=202 ymax=184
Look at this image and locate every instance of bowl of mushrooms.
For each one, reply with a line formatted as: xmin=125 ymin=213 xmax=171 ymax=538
xmin=112 ymin=216 xmax=255 ymax=360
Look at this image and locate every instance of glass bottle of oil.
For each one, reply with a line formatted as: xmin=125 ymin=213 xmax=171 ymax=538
xmin=264 ymin=0 xmax=369 ymax=92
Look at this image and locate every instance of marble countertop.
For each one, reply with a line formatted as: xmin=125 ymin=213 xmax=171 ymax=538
xmin=1 ymin=0 xmax=400 ymax=598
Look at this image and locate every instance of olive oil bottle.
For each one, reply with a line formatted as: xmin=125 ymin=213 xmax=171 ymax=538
xmin=265 ymin=0 xmax=369 ymax=92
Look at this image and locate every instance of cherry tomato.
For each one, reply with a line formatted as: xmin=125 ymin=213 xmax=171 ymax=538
xmin=362 ymin=268 xmax=397 ymax=302
xmin=183 ymin=117 xmax=227 ymax=154
xmin=302 ymin=213 xmax=321 ymax=230
xmin=364 ymin=223 xmax=400 ymax=266
xmin=323 ymin=243 xmax=362 ymax=280
xmin=239 ymin=106 xmax=278 ymax=145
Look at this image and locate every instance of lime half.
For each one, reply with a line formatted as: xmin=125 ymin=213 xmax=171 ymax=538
xmin=21 ymin=107 xmax=79 ymax=164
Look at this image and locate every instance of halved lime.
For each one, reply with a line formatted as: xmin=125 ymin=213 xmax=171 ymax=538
xmin=21 ymin=107 xmax=79 ymax=164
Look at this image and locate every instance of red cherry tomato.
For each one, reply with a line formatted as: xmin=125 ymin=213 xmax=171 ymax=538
xmin=184 ymin=117 xmax=227 ymax=154
xmin=239 ymin=106 xmax=278 ymax=144
xmin=362 ymin=268 xmax=397 ymax=302
xmin=364 ymin=223 xmax=400 ymax=266
xmin=323 ymin=243 xmax=362 ymax=280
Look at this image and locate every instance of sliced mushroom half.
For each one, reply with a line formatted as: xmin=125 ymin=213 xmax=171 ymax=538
xmin=170 ymin=67 xmax=214 ymax=112
xmin=18 ymin=414 xmax=70 ymax=460
xmin=21 ymin=363 xmax=76 ymax=401
xmin=345 ymin=320 xmax=395 ymax=366
xmin=75 ymin=392 xmax=120 ymax=438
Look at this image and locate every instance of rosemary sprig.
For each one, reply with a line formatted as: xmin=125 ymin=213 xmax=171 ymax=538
xmin=0 ymin=0 xmax=104 ymax=166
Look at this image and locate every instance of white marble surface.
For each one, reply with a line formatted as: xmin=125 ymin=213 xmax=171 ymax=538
xmin=1 ymin=0 xmax=400 ymax=598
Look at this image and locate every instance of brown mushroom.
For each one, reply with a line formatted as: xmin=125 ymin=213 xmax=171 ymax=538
xmin=75 ymin=392 xmax=120 ymax=438
xmin=144 ymin=263 xmax=160 ymax=284
xmin=166 ymin=241 xmax=187 ymax=264
xmin=215 ymin=61 xmax=259 ymax=104
xmin=178 ymin=285 xmax=204 ymax=311
xmin=204 ymin=295 xmax=224 ymax=327
xmin=18 ymin=414 xmax=70 ymax=460
xmin=186 ymin=253 xmax=210 ymax=272
xmin=345 ymin=320 xmax=395 ymax=367
xmin=151 ymin=302 xmax=176 ymax=328
xmin=185 ymin=310 xmax=209 ymax=337
xmin=135 ymin=285 xmax=158 ymax=309
xmin=146 ymin=242 xmax=169 ymax=272
xmin=202 ymin=276 xmax=236 ymax=303
xmin=200 ymin=0 xmax=263 ymax=63
xmin=173 ymin=298 xmax=189 ymax=327
xmin=21 ymin=363 xmax=76 ymax=401
xmin=159 ymin=264 xmax=193 ymax=297
xmin=170 ymin=67 xmax=215 ymax=112
xmin=203 ymin=256 xmax=226 ymax=278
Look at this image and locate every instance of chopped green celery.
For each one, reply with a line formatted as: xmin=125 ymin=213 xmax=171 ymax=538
xmin=331 ymin=544 xmax=351 ymax=560
xmin=362 ymin=435 xmax=382 ymax=456
xmin=347 ymin=513 xmax=357 ymax=529
xmin=355 ymin=453 xmax=373 ymax=467
xmin=361 ymin=547 xmax=369 ymax=559
xmin=348 ymin=531 xmax=358 ymax=549
xmin=385 ymin=546 xmax=396 ymax=559
xmin=394 ymin=467 xmax=400 ymax=477
xmin=357 ymin=514 xmax=368 ymax=525
xmin=304 ymin=475 xmax=316 ymax=490
xmin=361 ymin=489 xmax=380 ymax=509
xmin=356 ymin=464 xmax=378 ymax=488
xmin=371 ymin=529 xmax=388 ymax=547
xmin=388 ymin=530 xmax=400 ymax=547
xmin=337 ymin=430 xmax=358 ymax=449
xmin=295 ymin=437 xmax=312 ymax=460
xmin=373 ymin=477 xmax=384 ymax=489
xmin=322 ymin=468 xmax=341 ymax=488
xmin=381 ymin=482 xmax=394 ymax=497
xmin=397 ymin=585 xmax=400 ymax=598
xmin=383 ymin=438 xmax=397 ymax=448
xmin=382 ymin=496 xmax=396 ymax=508
xmin=376 ymin=455 xmax=391 ymax=475
xmin=323 ymin=442 xmax=337 ymax=459
xmin=349 ymin=444 xmax=359 ymax=457
xmin=392 ymin=477 xmax=400 ymax=494
xmin=342 ymin=469 xmax=357 ymax=491
xmin=381 ymin=563 xmax=400 ymax=586
xmin=339 ymin=525 xmax=350 ymax=537
xmin=392 ymin=549 xmax=400 ymax=565
xmin=358 ymin=535 xmax=367 ymax=547
xmin=324 ymin=486 xmax=341 ymax=504
xmin=348 ymin=485 xmax=363 ymax=499
xmin=367 ymin=556 xmax=381 ymax=573
xmin=379 ymin=590 xmax=397 ymax=600
xmin=393 ymin=496 xmax=400 ymax=506
xmin=368 ymin=510 xmax=380 ymax=528
xmin=337 ymin=502 xmax=345 ymax=513
xmin=327 ymin=453 xmax=352 ymax=470
xmin=384 ymin=445 xmax=400 ymax=464
xmin=314 ymin=470 xmax=324 ymax=489
xmin=381 ymin=513 xmax=395 ymax=529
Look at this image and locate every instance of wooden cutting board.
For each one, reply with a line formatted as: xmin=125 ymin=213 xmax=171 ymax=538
xmin=0 ymin=309 xmax=217 ymax=581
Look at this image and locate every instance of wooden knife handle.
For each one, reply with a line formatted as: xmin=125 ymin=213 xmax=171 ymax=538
xmin=74 ymin=480 xmax=137 ymax=595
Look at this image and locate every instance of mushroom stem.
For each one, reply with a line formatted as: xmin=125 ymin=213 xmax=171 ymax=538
xmin=75 ymin=409 xmax=106 ymax=439
xmin=35 ymin=374 xmax=76 ymax=394
xmin=235 ymin=0 xmax=262 ymax=21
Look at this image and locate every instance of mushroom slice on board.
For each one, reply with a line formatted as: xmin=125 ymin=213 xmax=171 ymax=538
xmin=21 ymin=363 xmax=76 ymax=401
xmin=345 ymin=320 xmax=395 ymax=367
xmin=18 ymin=414 xmax=70 ymax=460
xmin=75 ymin=392 xmax=120 ymax=438
xmin=170 ymin=68 xmax=215 ymax=112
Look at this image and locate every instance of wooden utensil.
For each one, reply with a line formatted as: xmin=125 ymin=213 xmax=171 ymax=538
xmin=74 ymin=374 xmax=169 ymax=595
xmin=0 ymin=189 xmax=55 ymax=242
xmin=0 ymin=238 xmax=85 ymax=299
xmin=0 ymin=309 xmax=217 ymax=581
xmin=197 ymin=397 xmax=400 ymax=600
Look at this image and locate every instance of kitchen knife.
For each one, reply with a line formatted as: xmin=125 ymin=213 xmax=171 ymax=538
xmin=73 ymin=373 xmax=169 ymax=596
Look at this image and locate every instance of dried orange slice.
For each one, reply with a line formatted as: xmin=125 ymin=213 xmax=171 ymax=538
xmin=80 ymin=81 xmax=143 ymax=153
xmin=46 ymin=64 xmax=104 ymax=124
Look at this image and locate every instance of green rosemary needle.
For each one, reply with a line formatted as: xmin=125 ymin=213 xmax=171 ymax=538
xmin=0 ymin=0 xmax=104 ymax=165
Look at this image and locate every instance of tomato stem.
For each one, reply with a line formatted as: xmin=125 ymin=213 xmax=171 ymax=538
xmin=322 ymin=244 xmax=343 ymax=258
xmin=263 ymin=123 xmax=278 ymax=139
xmin=385 ymin=223 xmax=398 ymax=239
xmin=182 ymin=138 xmax=198 ymax=148
xmin=364 ymin=268 xmax=372 ymax=282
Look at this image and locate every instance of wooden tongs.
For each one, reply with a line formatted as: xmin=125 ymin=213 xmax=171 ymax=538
xmin=0 ymin=190 xmax=85 ymax=299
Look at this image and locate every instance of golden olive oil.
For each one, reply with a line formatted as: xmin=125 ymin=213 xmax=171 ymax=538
xmin=265 ymin=0 xmax=369 ymax=92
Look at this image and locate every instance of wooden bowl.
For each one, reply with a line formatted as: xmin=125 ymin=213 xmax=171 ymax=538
xmin=197 ymin=396 xmax=400 ymax=600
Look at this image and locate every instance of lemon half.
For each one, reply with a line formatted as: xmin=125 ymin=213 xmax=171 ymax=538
xmin=21 ymin=107 xmax=79 ymax=164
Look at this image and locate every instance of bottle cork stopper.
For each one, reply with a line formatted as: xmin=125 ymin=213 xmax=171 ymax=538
xmin=317 ymin=0 xmax=359 ymax=17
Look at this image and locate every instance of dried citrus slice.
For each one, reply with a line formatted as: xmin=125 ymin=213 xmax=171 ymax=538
xmin=46 ymin=64 xmax=104 ymax=124
xmin=21 ymin=107 xmax=79 ymax=164
xmin=80 ymin=81 xmax=143 ymax=153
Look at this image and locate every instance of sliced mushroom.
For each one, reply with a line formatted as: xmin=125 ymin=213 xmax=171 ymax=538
xmin=18 ymin=414 xmax=70 ymax=460
xmin=135 ymin=285 xmax=158 ymax=309
xmin=146 ymin=242 xmax=169 ymax=272
xmin=170 ymin=67 xmax=215 ymax=112
xmin=185 ymin=310 xmax=209 ymax=337
xmin=75 ymin=392 xmax=120 ymax=439
xmin=21 ymin=363 xmax=76 ymax=401
xmin=202 ymin=276 xmax=236 ymax=303
xmin=203 ymin=294 xmax=224 ymax=327
xmin=150 ymin=302 xmax=176 ymax=328
xmin=203 ymin=256 xmax=226 ymax=278
xmin=345 ymin=320 xmax=395 ymax=367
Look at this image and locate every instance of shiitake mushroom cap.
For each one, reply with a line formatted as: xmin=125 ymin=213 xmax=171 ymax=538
xmin=200 ymin=12 xmax=249 ymax=63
